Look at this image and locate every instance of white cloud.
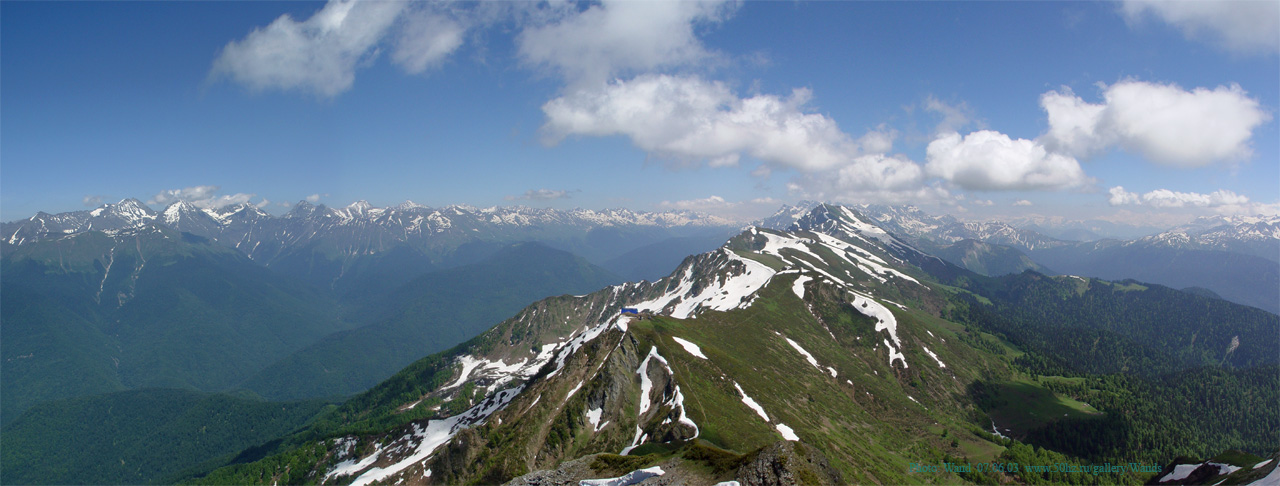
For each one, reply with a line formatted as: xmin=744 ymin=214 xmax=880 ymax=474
xmin=542 ymin=74 xmax=871 ymax=172
xmin=1107 ymin=186 xmax=1142 ymax=206
xmin=659 ymin=195 xmax=730 ymax=210
xmin=305 ymin=193 xmax=323 ymax=203
xmin=505 ymin=189 xmax=577 ymax=201
xmin=1041 ymin=81 xmax=1271 ymax=167
xmin=541 ymin=74 xmax=962 ymax=204
xmin=657 ymin=195 xmax=781 ymax=221
xmin=856 ymin=126 xmax=896 ymax=154
xmin=82 ymin=195 xmax=106 ymax=207
xmin=210 ymin=1 xmax=470 ymax=97
xmin=149 ymin=185 xmax=258 ymax=209
xmin=1013 ymin=199 xmax=1033 ymax=206
xmin=517 ymin=0 xmax=736 ymax=86
xmin=1107 ymin=185 xmax=1250 ymax=208
xmin=210 ymin=0 xmax=406 ymax=97
xmin=1121 ymin=0 xmax=1280 ymax=54
xmin=828 ymin=153 xmax=925 ymax=192
xmin=925 ymin=130 xmax=1091 ymax=191
xmin=392 ymin=10 xmax=466 ymax=74
xmin=972 ymin=199 xmax=995 ymax=207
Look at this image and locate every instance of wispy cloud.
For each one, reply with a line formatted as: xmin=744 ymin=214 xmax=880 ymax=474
xmin=657 ymin=195 xmax=780 ymax=221
xmin=82 ymin=195 xmax=106 ymax=207
xmin=1121 ymin=0 xmax=1280 ymax=55
xmin=924 ymin=95 xmax=977 ymax=134
xmin=1108 ymin=186 xmax=1247 ymax=208
xmin=517 ymin=0 xmax=736 ymax=87
xmin=210 ymin=1 xmax=467 ymax=97
xmin=149 ymin=185 xmax=260 ymax=209
xmin=1107 ymin=186 xmax=1279 ymax=216
xmin=505 ymin=189 xmax=577 ymax=201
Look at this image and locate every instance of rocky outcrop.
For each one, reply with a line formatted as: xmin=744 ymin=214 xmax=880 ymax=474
xmin=735 ymin=441 xmax=843 ymax=486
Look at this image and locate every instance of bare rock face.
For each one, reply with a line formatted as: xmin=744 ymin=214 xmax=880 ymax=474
xmin=735 ymin=441 xmax=843 ymax=486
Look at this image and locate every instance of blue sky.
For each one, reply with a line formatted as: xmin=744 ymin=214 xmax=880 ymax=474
xmin=3 ymin=0 xmax=1277 ymax=224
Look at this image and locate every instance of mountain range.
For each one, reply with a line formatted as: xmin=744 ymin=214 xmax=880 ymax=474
xmin=2 ymin=199 xmax=738 ymax=286
xmin=1 ymin=200 xmax=1276 ymax=485
xmin=170 ymin=204 xmax=1276 ymax=486
xmin=760 ymin=203 xmax=1280 ymax=314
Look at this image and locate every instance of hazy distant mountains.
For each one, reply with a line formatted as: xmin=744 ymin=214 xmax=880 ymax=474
xmin=6 ymin=198 xmax=1276 ymax=315
xmin=2 ymin=199 xmax=739 ymax=289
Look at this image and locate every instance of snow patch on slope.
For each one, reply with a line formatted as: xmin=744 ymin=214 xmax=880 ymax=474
xmin=922 ymin=346 xmax=946 ymax=368
xmin=586 ymin=408 xmax=607 ymax=432
xmin=733 ymin=381 xmax=769 ymax=422
xmin=672 ymin=336 xmax=707 ymax=359
xmin=328 ymin=386 xmax=523 ymax=486
xmin=775 ymin=424 xmax=799 ymax=441
xmin=581 ymin=466 xmax=665 ymax=486
xmin=784 ymin=338 xmax=821 ymax=371
xmin=626 ymin=346 xmax=699 ymax=453
xmin=633 ymin=249 xmax=776 ymax=319
xmin=1161 ymin=464 xmax=1201 ymax=483
xmin=791 ymin=275 xmax=812 ymax=299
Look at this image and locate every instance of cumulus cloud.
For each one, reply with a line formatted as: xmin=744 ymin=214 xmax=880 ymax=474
xmin=972 ymin=199 xmax=995 ymax=207
xmin=210 ymin=1 xmax=470 ymax=97
xmin=1121 ymin=0 xmax=1280 ymax=54
xmin=517 ymin=0 xmax=736 ymax=86
xmin=1013 ymin=199 xmax=1033 ymax=206
xmin=305 ymin=193 xmax=326 ymax=203
xmin=1041 ymin=81 xmax=1271 ymax=167
xmin=505 ymin=189 xmax=577 ymax=201
xmin=826 ymin=154 xmax=925 ymax=192
xmin=542 ymin=74 xmax=880 ymax=172
xmin=1107 ymin=186 xmax=1250 ymax=208
xmin=925 ymin=130 xmax=1091 ymax=191
xmin=82 ymin=195 xmax=106 ymax=207
xmin=657 ymin=195 xmax=782 ymax=221
xmin=1107 ymin=186 xmax=1142 ymax=206
xmin=149 ymin=185 xmax=259 ymax=209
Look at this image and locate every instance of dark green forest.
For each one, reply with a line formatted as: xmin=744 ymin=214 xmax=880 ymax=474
xmin=951 ymin=272 xmax=1279 ymax=464
xmin=0 ymin=389 xmax=332 ymax=485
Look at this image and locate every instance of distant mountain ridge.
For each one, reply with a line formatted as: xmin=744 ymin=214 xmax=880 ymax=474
xmin=3 ymin=199 xmax=735 ymax=251
xmin=3 ymin=199 xmax=739 ymax=298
